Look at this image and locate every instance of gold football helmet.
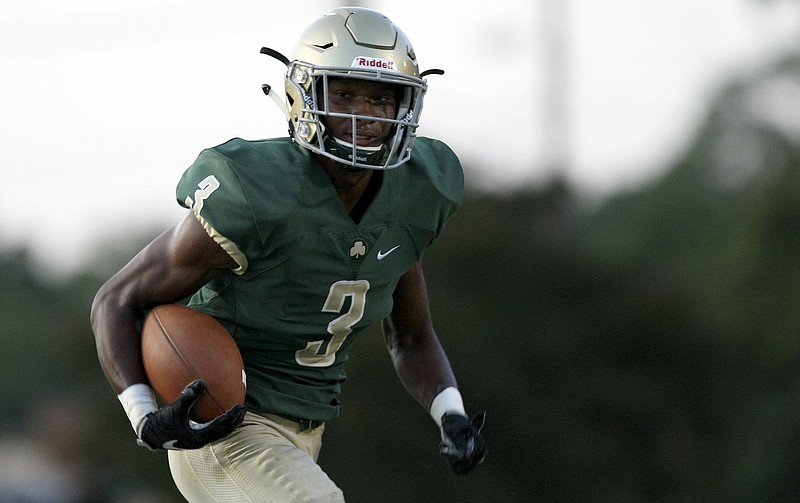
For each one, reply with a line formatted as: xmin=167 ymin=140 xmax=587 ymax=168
xmin=263 ymin=7 xmax=441 ymax=169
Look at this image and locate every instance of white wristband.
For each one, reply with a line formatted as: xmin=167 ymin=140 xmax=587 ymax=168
xmin=118 ymin=384 xmax=159 ymax=437
xmin=430 ymin=386 xmax=466 ymax=427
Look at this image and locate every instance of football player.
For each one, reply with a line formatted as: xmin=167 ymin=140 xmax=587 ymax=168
xmin=91 ymin=7 xmax=486 ymax=501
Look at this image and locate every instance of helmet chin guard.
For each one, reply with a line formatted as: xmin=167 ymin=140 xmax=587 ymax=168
xmin=324 ymin=136 xmax=389 ymax=171
xmin=261 ymin=7 xmax=442 ymax=170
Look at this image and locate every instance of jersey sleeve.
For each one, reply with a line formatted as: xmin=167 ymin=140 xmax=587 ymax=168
xmin=405 ymin=138 xmax=465 ymax=244
xmin=426 ymin=139 xmax=465 ymax=233
xmin=175 ymin=148 xmax=257 ymax=274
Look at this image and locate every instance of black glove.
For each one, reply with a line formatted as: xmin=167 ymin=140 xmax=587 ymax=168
xmin=439 ymin=411 xmax=487 ymax=474
xmin=138 ymin=380 xmax=246 ymax=450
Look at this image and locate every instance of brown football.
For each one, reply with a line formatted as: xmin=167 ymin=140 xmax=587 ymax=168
xmin=141 ymin=304 xmax=246 ymax=422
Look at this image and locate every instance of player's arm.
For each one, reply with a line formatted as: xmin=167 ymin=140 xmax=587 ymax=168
xmin=382 ymin=261 xmax=456 ymax=409
xmin=91 ymin=212 xmax=244 ymax=449
xmin=92 ymin=212 xmax=236 ymax=393
xmin=381 ymin=261 xmax=486 ymax=473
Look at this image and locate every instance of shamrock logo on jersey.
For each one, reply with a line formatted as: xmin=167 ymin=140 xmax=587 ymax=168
xmin=350 ymin=240 xmax=367 ymax=260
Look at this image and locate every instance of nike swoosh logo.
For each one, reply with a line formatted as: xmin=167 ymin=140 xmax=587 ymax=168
xmin=377 ymin=245 xmax=400 ymax=260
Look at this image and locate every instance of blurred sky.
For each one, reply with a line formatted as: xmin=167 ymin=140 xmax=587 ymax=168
xmin=1 ymin=0 xmax=799 ymax=276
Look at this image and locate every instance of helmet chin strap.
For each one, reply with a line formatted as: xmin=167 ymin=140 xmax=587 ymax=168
xmin=261 ymin=84 xmax=290 ymax=121
xmin=323 ymin=135 xmax=389 ymax=170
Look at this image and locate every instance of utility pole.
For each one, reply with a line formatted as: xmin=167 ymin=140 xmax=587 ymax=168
xmin=539 ymin=0 xmax=571 ymax=178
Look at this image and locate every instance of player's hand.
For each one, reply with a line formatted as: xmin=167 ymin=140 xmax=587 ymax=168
xmin=137 ymin=380 xmax=245 ymax=450
xmin=439 ymin=411 xmax=487 ymax=475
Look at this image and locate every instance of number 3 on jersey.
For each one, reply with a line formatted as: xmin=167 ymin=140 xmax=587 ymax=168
xmin=184 ymin=175 xmax=220 ymax=215
xmin=295 ymin=280 xmax=370 ymax=367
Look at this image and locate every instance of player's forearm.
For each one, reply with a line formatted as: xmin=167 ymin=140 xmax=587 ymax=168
xmin=384 ymin=325 xmax=458 ymax=411
xmin=91 ymin=281 xmax=150 ymax=394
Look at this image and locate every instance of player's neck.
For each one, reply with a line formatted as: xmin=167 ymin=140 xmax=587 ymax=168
xmin=319 ymin=156 xmax=382 ymax=221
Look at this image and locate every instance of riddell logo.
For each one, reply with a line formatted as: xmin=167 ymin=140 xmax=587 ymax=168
xmin=352 ymin=57 xmax=396 ymax=71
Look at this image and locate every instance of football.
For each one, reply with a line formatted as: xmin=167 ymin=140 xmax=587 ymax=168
xmin=141 ymin=304 xmax=246 ymax=422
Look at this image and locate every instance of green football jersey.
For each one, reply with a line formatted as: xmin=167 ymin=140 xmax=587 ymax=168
xmin=175 ymin=136 xmax=463 ymax=421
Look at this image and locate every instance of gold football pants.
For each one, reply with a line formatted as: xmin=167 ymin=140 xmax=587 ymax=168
xmin=168 ymin=411 xmax=344 ymax=502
